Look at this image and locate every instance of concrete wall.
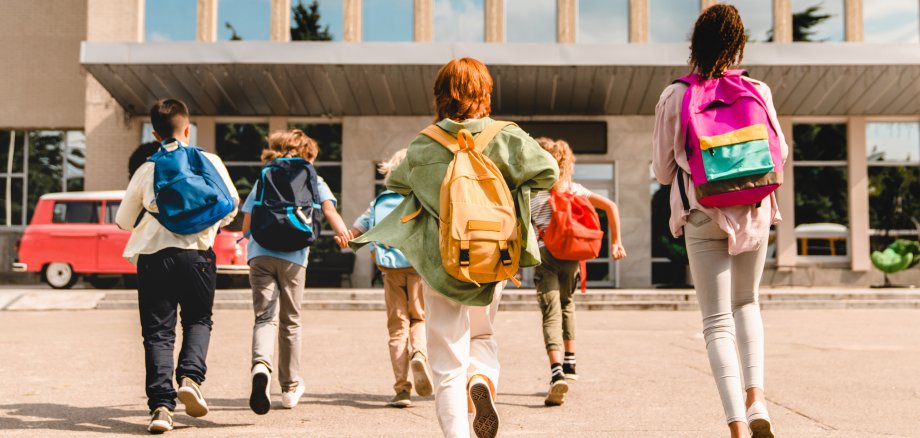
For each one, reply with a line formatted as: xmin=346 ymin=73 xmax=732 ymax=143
xmin=342 ymin=116 xmax=431 ymax=287
xmin=0 ymin=0 xmax=88 ymax=129
xmin=83 ymin=0 xmax=143 ymax=191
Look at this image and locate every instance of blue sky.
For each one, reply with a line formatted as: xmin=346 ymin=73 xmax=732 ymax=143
xmin=363 ymin=0 xmax=413 ymax=41
xmin=867 ymin=122 xmax=920 ymax=163
xmin=506 ymin=0 xmax=556 ymax=43
xmin=648 ymin=0 xmax=698 ymax=42
xmin=578 ymin=0 xmax=628 ymax=43
xmin=434 ymin=0 xmax=485 ymax=42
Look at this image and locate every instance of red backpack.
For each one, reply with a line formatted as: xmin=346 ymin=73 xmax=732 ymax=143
xmin=541 ymin=190 xmax=604 ymax=292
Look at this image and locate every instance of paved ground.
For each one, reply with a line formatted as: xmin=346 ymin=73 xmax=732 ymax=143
xmin=1 ymin=308 xmax=918 ymax=437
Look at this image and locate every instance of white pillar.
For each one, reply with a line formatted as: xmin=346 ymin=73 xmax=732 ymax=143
xmin=629 ymin=0 xmax=648 ymax=43
xmin=848 ymin=117 xmax=870 ymax=271
xmin=775 ymin=117 xmax=797 ymax=269
xmin=197 ymin=0 xmax=218 ymax=42
xmin=271 ymin=0 xmax=292 ymax=42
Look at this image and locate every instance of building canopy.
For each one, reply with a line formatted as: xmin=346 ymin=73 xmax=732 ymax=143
xmin=81 ymin=42 xmax=920 ymax=117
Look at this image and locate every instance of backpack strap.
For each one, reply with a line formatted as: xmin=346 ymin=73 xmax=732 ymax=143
xmin=421 ymin=125 xmax=460 ymax=153
xmin=472 ymin=121 xmax=515 ymax=152
xmin=677 ymin=168 xmax=691 ymax=211
xmin=421 ymin=121 xmax=517 ymax=154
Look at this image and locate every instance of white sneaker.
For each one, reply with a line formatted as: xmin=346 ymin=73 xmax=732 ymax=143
xmin=176 ymin=377 xmax=209 ymax=418
xmin=747 ymin=401 xmax=775 ymax=438
xmin=249 ymin=362 xmax=271 ymax=415
xmin=410 ymin=351 xmax=433 ymax=397
xmin=281 ymin=379 xmax=306 ymax=409
xmin=147 ymin=406 xmax=173 ymax=434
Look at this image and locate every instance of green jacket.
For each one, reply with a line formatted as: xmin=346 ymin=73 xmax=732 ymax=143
xmin=350 ymin=117 xmax=559 ymax=306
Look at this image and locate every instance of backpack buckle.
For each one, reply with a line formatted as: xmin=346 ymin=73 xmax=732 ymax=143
xmin=500 ymin=248 xmax=512 ymax=266
xmin=459 ymin=249 xmax=470 ymax=266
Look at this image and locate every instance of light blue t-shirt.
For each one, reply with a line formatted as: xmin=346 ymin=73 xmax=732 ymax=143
xmin=241 ymin=176 xmax=336 ymax=267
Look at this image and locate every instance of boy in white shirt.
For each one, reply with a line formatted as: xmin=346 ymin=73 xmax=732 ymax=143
xmin=116 ymin=99 xmax=239 ymax=434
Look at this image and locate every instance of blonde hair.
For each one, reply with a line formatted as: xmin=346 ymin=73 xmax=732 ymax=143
xmin=378 ymin=148 xmax=408 ymax=183
xmin=536 ymin=137 xmax=575 ymax=191
xmin=261 ymin=129 xmax=320 ymax=163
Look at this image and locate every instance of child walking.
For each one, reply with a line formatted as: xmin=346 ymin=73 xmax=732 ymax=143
xmin=336 ymin=148 xmax=433 ymax=408
xmin=530 ymin=137 xmax=626 ymax=407
xmin=241 ymin=129 xmax=352 ymax=415
xmin=653 ymin=5 xmax=786 ymax=437
xmin=350 ymin=58 xmax=558 ymax=438
xmin=115 ymin=99 xmax=239 ymax=434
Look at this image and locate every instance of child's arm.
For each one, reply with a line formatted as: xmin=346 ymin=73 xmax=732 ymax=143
xmin=240 ymin=213 xmax=251 ymax=235
xmin=322 ymin=200 xmax=354 ymax=244
xmin=587 ymin=193 xmax=627 ymax=260
xmin=115 ymin=165 xmax=147 ymax=231
xmin=335 ymin=227 xmax=363 ymax=249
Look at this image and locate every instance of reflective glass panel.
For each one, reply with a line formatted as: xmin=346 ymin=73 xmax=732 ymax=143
xmin=506 ymin=0 xmax=556 ymax=43
xmin=364 ymin=0 xmax=413 ymax=41
xmin=578 ymin=0 xmax=628 ymax=43
xmin=867 ymin=122 xmax=920 ymax=163
xmin=649 ymin=0 xmax=698 ymax=42
xmin=864 ymin=0 xmax=920 ymax=43
xmin=219 ymin=0 xmax=271 ymax=41
xmin=719 ymin=0 xmax=773 ymax=42
xmin=434 ymin=0 xmax=485 ymax=42
xmin=792 ymin=0 xmax=844 ymax=42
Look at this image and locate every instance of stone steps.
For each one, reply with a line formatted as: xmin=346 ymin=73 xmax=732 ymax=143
xmin=96 ymin=288 xmax=920 ymax=311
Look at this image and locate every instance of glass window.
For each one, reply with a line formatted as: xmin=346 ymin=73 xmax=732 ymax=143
xmin=649 ymin=0 xmax=698 ymax=42
xmin=145 ymin=0 xmax=197 ymax=42
xmin=141 ymin=123 xmax=198 ymax=146
xmin=0 ymin=130 xmax=85 ymax=227
xmin=573 ymin=164 xmax=614 ymax=180
xmin=506 ymin=0 xmax=556 ymax=43
xmin=52 ymin=202 xmax=100 ymax=224
xmin=864 ymin=0 xmax=920 ymax=43
xmin=291 ymin=0 xmax=342 ymax=41
xmin=219 ymin=0 xmax=271 ymax=41
xmin=792 ymin=0 xmax=844 ymax=42
xmin=719 ymin=0 xmax=772 ymax=42
xmin=434 ymin=0 xmax=485 ymax=42
xmin=867 ymin=122 xmax=920 ymax=252
xmin=793 ymin=123 xmax=849 ymax=257
xmin=105 ymin=202 xmax=121 ymax=225
xmin=363 ymin=0 xmax=413 ymax=41
xmin=578 ymin=0 xmax=628 ymax=43
xmin=215 ymin=123 xmax=269 ymax=203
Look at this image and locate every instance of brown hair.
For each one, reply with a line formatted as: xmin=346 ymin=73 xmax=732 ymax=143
xmin=433 ymin=57 xmax=493 ymax=122
xmin=689 ymin=4 xmax=746 ymax=80
xmin=536 ymin=137 xmax=575 ymax=191
xmin=149 ymin=99 xmax=190 ymax=139
xmin=261 ymin=129 xmax=319 ymax=163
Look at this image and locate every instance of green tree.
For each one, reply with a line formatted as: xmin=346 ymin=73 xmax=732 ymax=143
xmin=225 ymin=22 xmax=243 ymax=40
xmin=291 ymin=0 xmax=333 ymax=41
xmin=768 ymin=5 xmax=833 ymax=42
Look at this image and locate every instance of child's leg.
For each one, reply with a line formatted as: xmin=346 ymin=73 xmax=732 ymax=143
xmin=384 ymin=271 xmax=412 ymax=394
xmin=138 ymin=251 xmax=182 ymax=413
xmin=175 ymin=249 xmax=216 ymax=386
xmin=558 ymin=262 xmax=579 ymax=351
xmin=468 ymin=281 xmax=503 ymax=387
xmin=406 ymin=273 xmax=427 ymax=358
xmin=535 ymin=251 xmax=564 ymax=363
xmin=249 ymin=257 xmax=282 ymax=373
xmin=276 ymin=260 xmax=306 ymax=389
xmin=423 ymin=284 xmax=471 ymax=437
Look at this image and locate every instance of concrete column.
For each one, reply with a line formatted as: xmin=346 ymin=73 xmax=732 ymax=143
xmin=629 ymin=0 xmax=648 ymax=43
xmin=557 ymin=0 xmax=576 ymax=43
xmin=271 ymin=0 xmax=292 ymax=42
xmin=268 ymin=116 xmax=287 ymax=134
xmin=775 ymin=117 xmax=797 ymax=269
xmin=197 ymin=0 xmax=217 ymax=42
xmin=773 ymin=0 xmax=792 ymax=43
xmin=84 ymin=0 xmax=144 ymax=191
xmin=344 ymin=0 xmax=361 ymax=42
xmin=414 ymin=0 xmax=433 ymax=42
xmin=194 ymin=117 xmax=217 ymax=153
xmin=485 ymin=0 xmax=504 ymax=42
xmin=844 ymin=0 xmax=863 ymax=42
xmin=847 ymin=117 xmax=870 ymax=271
xmin=700 ymin=0 xmax=717 ymax=10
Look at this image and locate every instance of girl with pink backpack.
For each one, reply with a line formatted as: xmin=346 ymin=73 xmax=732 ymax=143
xmin=652 ymin=5 xmax=787 ymax=438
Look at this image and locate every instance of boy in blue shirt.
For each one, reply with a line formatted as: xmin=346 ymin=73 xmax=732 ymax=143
xmin=241 ymin=129 xmax=352 ymax=414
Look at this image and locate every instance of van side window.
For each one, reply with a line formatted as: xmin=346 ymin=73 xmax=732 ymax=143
xmin=105 ymin=202 xmax=121 ymax=224
xmin=52 ymin=201 xmax=101 ymax=224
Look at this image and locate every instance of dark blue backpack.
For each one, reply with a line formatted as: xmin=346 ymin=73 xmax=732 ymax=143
xmin=147 ymin=140 xmax=236 ymax=235
xmin=250 ymin=158 xmax=323 ymax=252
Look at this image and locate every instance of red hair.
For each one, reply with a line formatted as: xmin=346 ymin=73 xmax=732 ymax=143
xmin=433 ymin=57 xmax=493 ymax=122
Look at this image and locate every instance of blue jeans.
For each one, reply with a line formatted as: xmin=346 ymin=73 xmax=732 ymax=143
xmin=137 ymin=247 xmax=216 ymax=413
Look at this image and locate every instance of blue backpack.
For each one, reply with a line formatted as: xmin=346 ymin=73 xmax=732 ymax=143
xmin=147 ymin=140 xmax=236 ymax=235
xmin=371 ymin=191 xmax=412 ymax=270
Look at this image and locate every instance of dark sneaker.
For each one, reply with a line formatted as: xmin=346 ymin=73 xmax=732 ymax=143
xmin=544 ymin=379 xmax=569 ymax=407
xmin=410 ymin=351 xmax=433 ymax=397
xmin=177 ymin=376 xmax=209 ymax=418
xmin=469 ymin=377 xmax=499 ymax=438
xmin=562 ymin=362 xmax=579 ymax=381
xmin=388 ymin=390 xmax=412 ymax=408
xmin=249 ymin=362 xmax=272 ymax=415
xmin=147 ymin=406 xmax=173 ymax=434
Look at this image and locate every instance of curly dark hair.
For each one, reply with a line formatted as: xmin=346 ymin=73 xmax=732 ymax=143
xmin=689 ymin=4 xmax=746 ymax=80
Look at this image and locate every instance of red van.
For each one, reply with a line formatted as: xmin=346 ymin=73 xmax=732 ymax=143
xmin=13 ymin=191 xmax=248 ymax=289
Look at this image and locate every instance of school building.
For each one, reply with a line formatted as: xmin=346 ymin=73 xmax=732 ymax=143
xmin=2 ymin=0 xmax=920 ymax=288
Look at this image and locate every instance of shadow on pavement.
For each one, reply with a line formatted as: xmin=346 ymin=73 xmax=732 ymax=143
xmin=303 ymin=392 xmax=425 ymax=410
xmin=0 ymin=403 xmax=252 ymax=434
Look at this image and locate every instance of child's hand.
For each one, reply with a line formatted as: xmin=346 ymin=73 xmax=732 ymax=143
xmin=611 ymin=242 xmax=627 ymax=260
xmin=334 ymin=234 xmax=350 ymax=249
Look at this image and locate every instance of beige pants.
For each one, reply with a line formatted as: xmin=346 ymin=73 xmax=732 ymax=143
xmin=685 ymin=210 xmax=767 ymax=424
xmin=383 ymin=269 xmax=427 ymax=393
xmin=424 ymin=282 xmax=504 ymax=438
xmin=249 ymin=256 xmax=306 ymax=391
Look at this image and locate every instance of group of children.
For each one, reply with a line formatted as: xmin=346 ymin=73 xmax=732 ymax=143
xmin=118 ymin=5 xmax=778 ymax=438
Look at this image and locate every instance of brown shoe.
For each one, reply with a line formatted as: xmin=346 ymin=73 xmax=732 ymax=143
xmin=410 ymin=351 xmax=433 ymax=397
xmin=177 ymin=377 xmax=209 ymax=418
xmin=147 ymin=406 xmax=173 ymax=434
xmin=469 ymin=376 xmax=499 ymax=438
xmin=388 ymin=390 xmax=412 ymax=408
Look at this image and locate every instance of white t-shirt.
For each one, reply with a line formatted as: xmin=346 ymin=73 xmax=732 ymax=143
xmin=530 ymin=182 xmax=594 ymax=246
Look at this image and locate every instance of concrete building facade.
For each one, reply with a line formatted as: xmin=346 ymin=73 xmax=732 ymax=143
xmin=3 ymin=0 xmax=920 ymax=288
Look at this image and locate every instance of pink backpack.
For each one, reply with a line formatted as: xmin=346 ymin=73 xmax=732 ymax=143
xmin=674 ymin=70 xmax=783 ymax=208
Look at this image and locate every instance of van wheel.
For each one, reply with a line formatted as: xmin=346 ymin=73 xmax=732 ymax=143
xmin=86 ymin=275 xmax=120 ymax=289
xmin=43 ymin=263 xmax=77 ymax=289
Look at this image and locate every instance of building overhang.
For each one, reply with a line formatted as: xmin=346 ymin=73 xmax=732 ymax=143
xmin=80 ymin=42 xmax=920 ymax=117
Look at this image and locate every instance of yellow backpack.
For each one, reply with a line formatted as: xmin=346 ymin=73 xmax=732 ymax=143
xmin=419 ymin=121 xmax=522 ymax=287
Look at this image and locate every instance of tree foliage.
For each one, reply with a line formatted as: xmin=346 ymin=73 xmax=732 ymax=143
xmin=291 ymin=0 xmax=333 ymax=41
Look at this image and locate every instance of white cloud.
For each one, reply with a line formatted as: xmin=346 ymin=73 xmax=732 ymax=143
xmin=434 ymin=0 xmax=485 ymax=42
xmin=148 ymin=31 xmax=173 ymax=42
xmin=506 ymin=0 xmax=556 ymax=43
